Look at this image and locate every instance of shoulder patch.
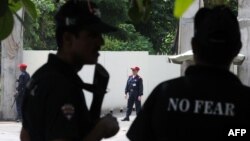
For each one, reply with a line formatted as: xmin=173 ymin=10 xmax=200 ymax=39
xmin=61 ymin=104 xmax=75 ymax=120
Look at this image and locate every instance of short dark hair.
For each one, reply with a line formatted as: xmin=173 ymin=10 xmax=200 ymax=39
xmin=193 ymin=5 xmax=242 ymax=66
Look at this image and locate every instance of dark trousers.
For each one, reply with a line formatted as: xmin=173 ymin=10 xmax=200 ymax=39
xmin=16 ymin=95 xmax=23 ymax=120
xmin=126 ymin=96 xmax=141 ymax=117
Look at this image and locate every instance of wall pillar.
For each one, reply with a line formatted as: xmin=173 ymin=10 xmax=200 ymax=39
xmin=178 ymin=0 xmax=203 ymax=75
xmin=0 ymin=9 xmax=24 ymax=120
xmin=238 ymin=0 xmax=250 ymax=86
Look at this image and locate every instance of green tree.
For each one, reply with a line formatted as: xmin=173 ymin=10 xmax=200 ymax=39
xmin=23 ymin=0 xmax=58 ymax=50
xmin=24 ymin=0 xmax=154 ymax=52
xmin=2 ymin=0 xmax=178 ymax=54
xmin=16 ymin=0 xmax=178 ymax=54
xmin=95 ymin=0 xmax=154 ymax=53
xmin=95 ymin=0 xmax=177 ymax=54
xmin=102 ymin=24 xmax=154 ymax=54
xmin=133 ymin=0 xmax=178 ymax=54
xmin=0 ymin=0 xmax=37 ymax=41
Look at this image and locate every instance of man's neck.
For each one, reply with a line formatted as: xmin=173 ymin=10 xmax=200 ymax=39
xmin=194 ymin=60 xmax=230 ymax=70
xmin=56 ymin=53 xmax=83 ymax=72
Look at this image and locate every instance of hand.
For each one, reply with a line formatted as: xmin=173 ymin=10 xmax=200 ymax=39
xmin=20 ymin=127 xmax=30 ymax=141
xmin=95 ymin=114 xmax=119 ymax=138
xmin=138 ymin=96 xmax=142 ymax=101
xmin=124 ymin=94 xmax=128 ymax=99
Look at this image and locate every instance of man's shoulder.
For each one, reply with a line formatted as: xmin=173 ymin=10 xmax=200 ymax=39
xmin=32 ymin=63 xmax=50 ymax=78
xmin=31 ymin=63 xmax=66 ymax=84
xmin=146 ymin=77 xmax=187 ymax=99
xmin=239 ymin=85 xmax=250 ymax=98
xmin=241 ymin=85 xmax=250 ymax=91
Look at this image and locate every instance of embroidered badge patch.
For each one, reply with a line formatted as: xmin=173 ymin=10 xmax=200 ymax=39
xmin=61 ymin=104 xmax=75 ymax=120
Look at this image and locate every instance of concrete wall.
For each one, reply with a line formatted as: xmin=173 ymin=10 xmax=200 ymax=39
xmin=238 ymin=0 xmax=250 ymax=86
xmin=0 ymin=9 xmax=24 ymax=120
xmin=178 ymin=0 xmax=202 ymax=75
xmin=23 ymin=51 xmax=180 ymax=111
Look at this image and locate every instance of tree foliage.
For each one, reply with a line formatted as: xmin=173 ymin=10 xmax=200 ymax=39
xmin=94 ymin=0 xmax=154 ymax=53
xmin=23 ymin=0 xmax=58 ymax=50
xmin=23 ymin=0 xmax=160 ymax=53
xmin=95 ymin=0 xmax=177 ymax=54
xmin=2 ymin=0 xmax=184 ymax=55
xmin=133 ymin=0 xmax=178 ymax=54
xmin=102 ymin=24 xmax=154 ymax=53
xmin=0 ymin=0 xmax=37 ymax=40
xmin=1 ymin=0 xmax=179 ymax=54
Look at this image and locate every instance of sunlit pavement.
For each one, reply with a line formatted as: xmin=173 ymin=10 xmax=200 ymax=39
xmin=0 ymin=113 xmax=135 ymax=141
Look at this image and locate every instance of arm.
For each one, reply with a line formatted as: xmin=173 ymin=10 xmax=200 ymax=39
xmin=50 ymin=114 xmax=119 ymax=141
xmin=125 ymin=77 xmax=130 ymax=94
xmin=82 ymin=114 xmax=119 ymax=141
xmin=17 ymin=74 xmax=25 ymax=92
xmin=139 ymin=78 xmax=143 ymax=96
xmin=20 ymin=104 xmax=119 ymax=141
xmin=124 ymin=77 xmax=130 ymax=99
xmin=20 ymin=127 xmax=30 ymax=141
xmin=138 ymin=78 xmax=143 ymax=101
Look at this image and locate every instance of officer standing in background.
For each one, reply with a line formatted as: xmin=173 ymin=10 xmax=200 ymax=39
xmin=16 ymin=63 xmax=30 ymax=122
xmin=122 ymin=66 xmax=143 ymax=121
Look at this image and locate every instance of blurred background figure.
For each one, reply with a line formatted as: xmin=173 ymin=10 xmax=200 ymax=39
xmin=15 ymin=63 xmax=30 ymax=122
xmin=122 ymin=66 xmax=143 ymax=121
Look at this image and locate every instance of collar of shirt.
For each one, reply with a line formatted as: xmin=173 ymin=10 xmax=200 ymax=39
xmin=185 ymin=65 xmax=242 ymax=85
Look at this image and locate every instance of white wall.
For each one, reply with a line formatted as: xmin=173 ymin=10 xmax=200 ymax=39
xmin=23 ymin=51 xmax=180 ymax=111
xmin=23 ymin=50 xmax=56 ymax=75
xmin=148 ymin=56 xmax=181 ymax=94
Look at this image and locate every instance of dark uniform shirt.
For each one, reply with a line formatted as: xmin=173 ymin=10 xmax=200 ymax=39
xmin=22 ymin=54 xmax=92 ymax=141
xmin=17 ymin=71 xmax=30 ymax=95
xmin=127 ymin=65 xmax=250 ymax=141
xmin=125 ymin=75 xmax=143 ymax=98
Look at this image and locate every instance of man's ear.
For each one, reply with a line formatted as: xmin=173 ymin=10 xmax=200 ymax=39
xmin=62 ymin=32 xmax=73 ymax=47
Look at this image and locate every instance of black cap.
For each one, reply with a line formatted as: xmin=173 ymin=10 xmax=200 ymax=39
xmin=55 ymin=0 xmax=117 ymax=33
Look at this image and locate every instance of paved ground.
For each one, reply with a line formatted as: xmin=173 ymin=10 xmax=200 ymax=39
xmin=0 ymin=114 xmax=135 ymax=141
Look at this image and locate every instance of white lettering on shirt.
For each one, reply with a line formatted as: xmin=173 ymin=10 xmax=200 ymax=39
xmin=167 ymin=98 xmax=235 ymax=116
xmin=179 ymin=99 xmax=190 ymax=112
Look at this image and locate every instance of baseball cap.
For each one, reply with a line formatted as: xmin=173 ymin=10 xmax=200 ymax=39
xmin=131 ymin=67 xmax=140 ymax=71
xmin=55 ymin=0 xmax=117 ymax=33
xmin=19 ymin=63 xmax=27 ymax=69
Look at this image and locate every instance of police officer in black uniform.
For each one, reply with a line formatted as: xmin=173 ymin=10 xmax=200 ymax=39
xmin=122 ymin=66 xmax=143 ymax=121
xmin=127 ymin=6 xmax=250 ymax=141
xmin=20 ymin=1 xmax=119 ymax=141
xmin=16 ymin=63 xmax=30 ymax=122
